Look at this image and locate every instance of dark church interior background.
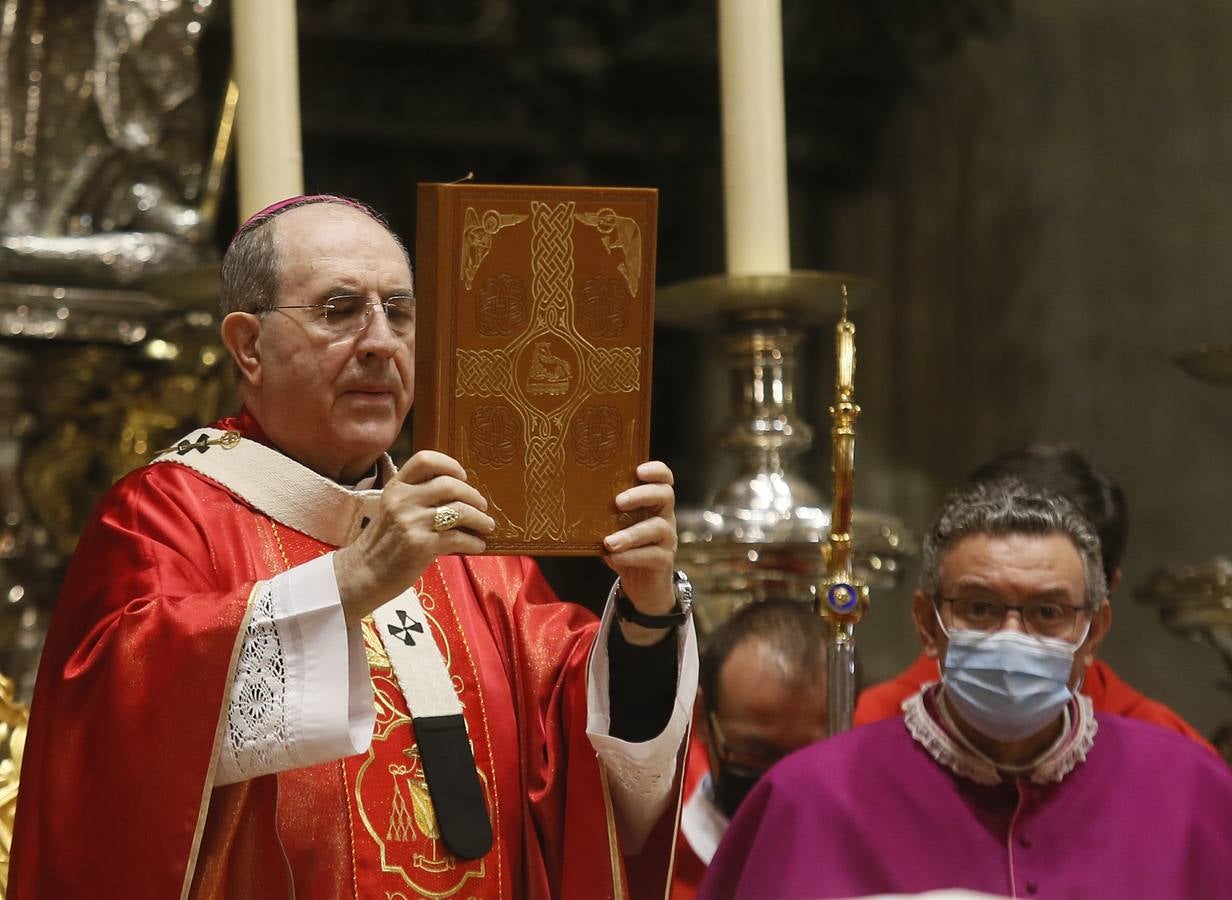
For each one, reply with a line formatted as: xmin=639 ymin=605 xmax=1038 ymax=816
xmin=1 ymin=0 xmax=1230 ymax=744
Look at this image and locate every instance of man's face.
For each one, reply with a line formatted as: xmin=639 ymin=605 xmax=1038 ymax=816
xmin=704 ymin=638 xmax=827 ymax=816
xmin=914 ymin=532 xmax=1109 ymax=689
xmin=231 ymin=203 xmax=415 ymax=482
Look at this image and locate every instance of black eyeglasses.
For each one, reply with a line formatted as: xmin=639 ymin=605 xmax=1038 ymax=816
xmin=269 ymin=294 xmax=415 ymax=336
xmin=707 ymin=711 xmax=789 ymax=776
xmin=934 ymin=594 xmax=1091 ymax=639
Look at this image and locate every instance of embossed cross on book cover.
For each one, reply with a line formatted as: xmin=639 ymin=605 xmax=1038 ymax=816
xmin=413 ymin=182 xmax=657 ymax=555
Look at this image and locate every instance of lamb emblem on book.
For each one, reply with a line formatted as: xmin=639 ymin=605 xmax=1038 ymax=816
xmin=526 ymin=340 xmax=572 ymax=396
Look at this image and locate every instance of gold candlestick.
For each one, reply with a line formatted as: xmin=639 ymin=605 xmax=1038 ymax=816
xmin=816 ymin=286 xmax=870 ymax=735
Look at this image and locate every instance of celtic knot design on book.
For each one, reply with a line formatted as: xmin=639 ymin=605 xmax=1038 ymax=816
xmin=587 ymin=346 xmax=640 ymax=394
xmin=469 ymin=405 xmax=520 ymax=467
xmin=578 ymin=274 xmax=629 ymax=339
xmin=571 ymin=405 xmax=622 ymax=469
xmin=476 ymin=273 xmax=528 ymax=336
xmin=456 ymin=349 xmax=515 ymax=397
xmin=530 ymin=202 xmax=574 ymax=328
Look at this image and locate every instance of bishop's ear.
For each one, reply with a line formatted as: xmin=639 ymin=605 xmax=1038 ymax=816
xmin=912 ymin=591 xmax=944 ymax=660
xmin=220 ymin=312 xmax=264 ymax=387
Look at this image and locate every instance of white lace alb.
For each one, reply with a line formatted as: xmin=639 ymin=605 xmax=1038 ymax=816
xmin=218 ymin=581 xmax=294 ymax=783
xmin=902 ymin=685 xmax=1098 ymax=786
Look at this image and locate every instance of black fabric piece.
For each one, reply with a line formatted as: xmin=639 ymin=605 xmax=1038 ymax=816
xmin=607 ymin=623 xmax=678 ymax=743
xmin=413 ymin=713 xmax=494 ymax=860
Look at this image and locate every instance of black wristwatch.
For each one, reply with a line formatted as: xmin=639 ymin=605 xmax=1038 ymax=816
xmin=614 ymin=570 xmax=694 ymax=628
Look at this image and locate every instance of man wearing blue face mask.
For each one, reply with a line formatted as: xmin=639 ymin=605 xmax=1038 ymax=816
xmin=857 ymin=443 xmax=1214 ymax=751
xmin=701 ymin=479 xmax=1232 ymax=900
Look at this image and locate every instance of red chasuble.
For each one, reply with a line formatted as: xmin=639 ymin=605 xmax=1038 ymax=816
xmin=10 ymin=413 xmax=661 ymax=899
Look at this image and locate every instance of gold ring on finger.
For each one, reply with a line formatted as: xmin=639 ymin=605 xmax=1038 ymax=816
xmin=433 ymin=506 xmax=462 ymax=532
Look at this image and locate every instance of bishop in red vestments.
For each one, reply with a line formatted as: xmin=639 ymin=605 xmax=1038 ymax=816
xmin=10 ymin=196 xmax=696 ymax=899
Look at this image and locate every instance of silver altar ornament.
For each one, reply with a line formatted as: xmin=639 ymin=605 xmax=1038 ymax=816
xmin=0 ymin=0 xmax=219 ymax=286
xmin=0 ymin=0 xmax=233 ymax=707
xmin=659 ymin=273 xmax=915 ymax=642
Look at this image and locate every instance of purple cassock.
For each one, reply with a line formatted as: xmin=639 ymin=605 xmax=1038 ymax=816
xmin=700 ymin=686 xmax=1232 ymax=900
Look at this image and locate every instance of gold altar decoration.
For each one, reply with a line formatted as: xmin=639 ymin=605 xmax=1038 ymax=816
xmin=815 ymin=287 xmax=870 ymax=735
xmin=0 ymin=673 xmax=30 ymax=897
xmin=18 ymin=313 xmax=233 ymax=559
xmin=0 ymin=300 xmax=236 ymax=703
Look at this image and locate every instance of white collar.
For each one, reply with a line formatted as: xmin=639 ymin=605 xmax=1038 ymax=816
xmin=902 ymin=686 xmax=1098 ymax=786
xmin=680 ymin=773 xmax=729 ymax=864
xmin=152 ymin=426 xmax=396 ymax=546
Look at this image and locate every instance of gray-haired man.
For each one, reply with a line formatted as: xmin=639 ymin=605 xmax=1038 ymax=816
xmin=702 ymin=479 xmax=1232 ymax=900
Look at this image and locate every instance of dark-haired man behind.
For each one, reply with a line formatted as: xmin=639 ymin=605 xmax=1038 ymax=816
xmin=856 ymin=443 xmax=1213 ymax=751
xmin=671 ymin=599 xmax=829 ymax=899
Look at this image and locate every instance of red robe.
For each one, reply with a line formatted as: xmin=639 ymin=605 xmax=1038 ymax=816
xmin=668 ymin=716 xmax=712 ymax=900
xmin=854 ymin=651 xmax=1218 ymax=754
xmin=10 ymin=413 xmax=668 ymax=899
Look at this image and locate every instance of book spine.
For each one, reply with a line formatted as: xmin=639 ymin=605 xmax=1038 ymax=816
xmin=641 ymin=190 xmax=659 ymax=467
xmin=412 ymin=183 xmax=445 ymax=454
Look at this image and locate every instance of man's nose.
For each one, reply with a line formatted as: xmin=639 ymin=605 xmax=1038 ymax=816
xmin=1001 ymin=609 xmax=1028 ymax=633
xmin=355 ymin=302 xmax=403 ymax=355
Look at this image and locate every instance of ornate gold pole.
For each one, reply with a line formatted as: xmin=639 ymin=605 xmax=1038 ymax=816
xmin=817 ymin=286 xmax=869 ymax=735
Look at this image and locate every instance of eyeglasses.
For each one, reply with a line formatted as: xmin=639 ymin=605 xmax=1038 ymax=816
xmin=934 ymin=594 xmax=1091 ymax=639
xmin=707 ymin=711 xmax=788 ymax=776
xmin=269 ymin=294 xmax=415 ymax=336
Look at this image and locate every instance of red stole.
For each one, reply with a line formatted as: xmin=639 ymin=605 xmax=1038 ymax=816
xmin=333 ymin=557 xmax=523 ymax=898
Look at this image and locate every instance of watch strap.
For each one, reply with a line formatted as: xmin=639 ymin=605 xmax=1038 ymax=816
xmin=614 ymin=575 xmax=690 ymax=628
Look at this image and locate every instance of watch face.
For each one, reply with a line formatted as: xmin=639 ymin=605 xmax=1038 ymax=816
xmin=673 ymin=570 xmax=694 ymax=611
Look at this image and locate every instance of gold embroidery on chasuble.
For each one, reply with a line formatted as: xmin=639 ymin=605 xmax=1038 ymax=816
xmin=346 ymin=565 xmax=503 ymax=898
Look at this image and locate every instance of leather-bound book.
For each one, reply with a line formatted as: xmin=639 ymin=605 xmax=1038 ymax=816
xmin=413 ymin=182 xmax=657 ymax=555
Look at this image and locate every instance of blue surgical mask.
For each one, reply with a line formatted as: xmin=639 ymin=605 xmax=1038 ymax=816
xmin=939 ymin=623 xmax=1088 ymax=742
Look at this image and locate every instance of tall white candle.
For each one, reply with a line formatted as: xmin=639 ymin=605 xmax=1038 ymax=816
xmin=231 ymin=0 xmax=305 ymax=218
xmin=718 ymin=0 xmax=791 ymax=276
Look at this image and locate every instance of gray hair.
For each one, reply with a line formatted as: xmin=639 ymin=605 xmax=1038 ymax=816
xmin=918 ymin=478 xmax=1108 ymax=608
xmin=219 ymin=195 xmax=411 ymax=316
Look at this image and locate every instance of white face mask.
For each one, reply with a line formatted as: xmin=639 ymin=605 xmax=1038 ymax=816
xmin=937 ymin=614 xmax=1089 ymax=743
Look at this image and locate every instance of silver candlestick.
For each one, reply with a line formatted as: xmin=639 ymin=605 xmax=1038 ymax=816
xmin=658 ymin=272 xmax=915 ymax=640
